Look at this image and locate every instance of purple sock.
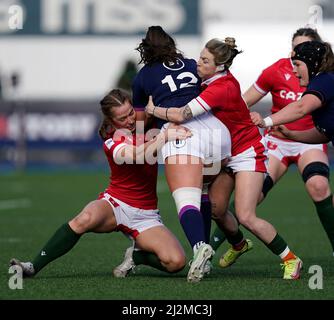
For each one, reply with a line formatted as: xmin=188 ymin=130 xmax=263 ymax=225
xmin=201 ymin=194 xmax=212 ymax=243
xmin=179 ymin=205 xmax=206 ymax=248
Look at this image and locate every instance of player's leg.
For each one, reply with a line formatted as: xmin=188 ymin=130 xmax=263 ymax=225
xmin=233 ymin=171 xmax=302 ymax=279
xmin=113 ymin=210 xmax=186 ymax=278
xmin=209 ymin=154 xmax=287 ymax=251
xmin=10 ymin=199 xmax=117 ymax=276
xmin=165 ymin=156 xmax=214 ymax=282
xmin=298 ymin=148 xmax=334 ymax=254
xmin=209 ymin=172 xmax=240 ymax=241
xmin=207 ymin=169 xmax=231 ymax=250
xmin=134 ymin=226 xmax=186 ymax=273
xmin=165 ymin=157 xmax=210 ymax=247
xmin=166 ymin=156 xmax=204 ymax=247
xmin=201 ymin=182 xmax=212 ymax=244
xmin=208 ymin=171 xmax=253 ymax=267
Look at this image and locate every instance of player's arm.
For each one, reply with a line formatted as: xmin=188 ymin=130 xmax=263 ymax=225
xmin=252 ymin=94 xmax=322 ymax=128
xmin=115 ymin=133 xmax=166 ymax=163
xmin=132 ymin=76 xmax=154 ymax=129
xmin=114 ymin=124 xmax=192 ymax=163
xmin=135 ymin=109 xmax=154 ymax=129
xmin=243 ymin=64 xmax=273 ymax=108
xmin=135 ymin=110 xmax=146 ymax=122
xmin=145 ymin=96 xmax=201 ymax=124
xmin=275 ymin=126 xmax=330 ymax=144
xmin=243 ymin=85 xmax=265 ymax=108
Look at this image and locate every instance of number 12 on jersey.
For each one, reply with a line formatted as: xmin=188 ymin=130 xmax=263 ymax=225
xmin=161 ymin=72 xmax=198 ymax=92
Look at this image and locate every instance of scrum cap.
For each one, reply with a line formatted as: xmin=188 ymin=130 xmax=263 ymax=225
xmin=292 ymin=41 xmax=326 ymax=79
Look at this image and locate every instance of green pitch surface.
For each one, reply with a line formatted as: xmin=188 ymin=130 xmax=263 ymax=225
xmin=1 ymin=171 xmax=334 ymax=300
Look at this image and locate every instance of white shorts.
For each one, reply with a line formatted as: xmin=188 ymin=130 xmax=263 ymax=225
xmin=227 ymin=137 xmax=268 ymax=173
xmin=160 ymin=112 xmax=231 ymax=165
xmin=100 ymin=192 xmax=163 ymax=239
xmin=265 ymin=135 xmax=327 ymax=167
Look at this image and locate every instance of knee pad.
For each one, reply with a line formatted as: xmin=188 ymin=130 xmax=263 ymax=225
xmin=172 ymin=187 xmax=201 ymax=213
xmin=302 ymin=161 xmax=330 ymax=183
xmin=262 ymin=174 xmax=274 ymax=199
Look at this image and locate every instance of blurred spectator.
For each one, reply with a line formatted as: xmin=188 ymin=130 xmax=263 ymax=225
xmin=116 ymin=59 xmax=138 ymax=93
xmin=318 ymin=0 xmax=334 ymax=19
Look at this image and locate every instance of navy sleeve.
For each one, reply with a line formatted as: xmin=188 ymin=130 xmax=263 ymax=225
xmin=132 ymin=71 xmax=147 ymax=111
xmin=303 ymin=73 xmax=334 ymax=104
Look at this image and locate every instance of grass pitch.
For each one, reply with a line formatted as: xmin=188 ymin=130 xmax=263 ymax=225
xmin=1 ymin=170 xmax=334 ymax=300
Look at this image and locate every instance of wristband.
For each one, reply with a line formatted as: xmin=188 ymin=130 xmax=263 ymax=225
xmin=263 ymin=116 xmax=273 ymax=127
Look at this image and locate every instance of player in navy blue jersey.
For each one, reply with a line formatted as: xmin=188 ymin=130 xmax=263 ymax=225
xmin=252 ymin=40 xmax=334 ymax=256
xmin=130 ymin=26 xmax=233 ymax=282
xmin=132 ymin=39 xmax=201 ymax=129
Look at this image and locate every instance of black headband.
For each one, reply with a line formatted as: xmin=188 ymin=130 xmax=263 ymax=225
xmin=292 ymin=41 xmax=326 ymax=79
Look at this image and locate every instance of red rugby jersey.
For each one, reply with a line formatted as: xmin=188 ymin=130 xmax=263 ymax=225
xmin=102 ymin=133 xmax=158 ymax=210
xmin=254 ymin=58 xmax=314 ymax=132
xmin=189 ymin=72 xmax=261 ymax=156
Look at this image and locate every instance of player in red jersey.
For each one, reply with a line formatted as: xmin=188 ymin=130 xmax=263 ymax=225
xmin=9 ymin=89 xmax=191 ymax=278
xmin=146 ymin=38 xmax=302 ymax=279
xmin=211 ymin=27 xmax=334 ymax=256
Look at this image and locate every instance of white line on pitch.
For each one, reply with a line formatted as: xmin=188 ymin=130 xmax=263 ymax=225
xmin=0 ymin=238 xmax=22 ymax=243
xmin=0 ymin=198 xmax=32 ymax=210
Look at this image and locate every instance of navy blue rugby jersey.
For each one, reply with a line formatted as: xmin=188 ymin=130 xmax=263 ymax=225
xmin=303 ymin=72 xmax=334 ymax=144
xmin=132 ymin=57 xmax=201 ymax=128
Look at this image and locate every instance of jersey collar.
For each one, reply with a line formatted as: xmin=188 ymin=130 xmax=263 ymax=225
xmin=202 ymin=71 xmax=228 ymax=86
xmin=289 ymin=57 xmax=294 ymax=69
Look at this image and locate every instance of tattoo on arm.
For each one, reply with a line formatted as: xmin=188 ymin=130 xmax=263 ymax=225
xmin=182 ymin=105 xmax=193 ymax=120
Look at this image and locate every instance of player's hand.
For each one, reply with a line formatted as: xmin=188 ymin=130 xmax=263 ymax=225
xmin=145 ymin=96 xmax=155 ymax=116
xmin=276 ymin=125 xmax=291 ymax=138
xmin=267 ymin=125 xmax=286 ymax=139
xmin=164 ymin=124 xmax=192 ymax=142
xmin=250 ymin=111 xmax=265 ymax=128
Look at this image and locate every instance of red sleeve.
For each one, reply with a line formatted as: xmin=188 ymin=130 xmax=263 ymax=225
xmin=104 ymin=137 xmax=127 ymax=160
xmin=199 ymin=83 xmax=227 ymax=110
xmin=254 ymin=64 xmax=275 ymax=94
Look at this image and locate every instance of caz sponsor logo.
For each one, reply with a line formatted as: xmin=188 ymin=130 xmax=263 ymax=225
xmin=279 ymin=90 xmax=303 ymax=101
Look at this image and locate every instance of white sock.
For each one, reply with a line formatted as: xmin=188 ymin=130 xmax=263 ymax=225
xmin=278 ymin=246 xmax=290 ymax=259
